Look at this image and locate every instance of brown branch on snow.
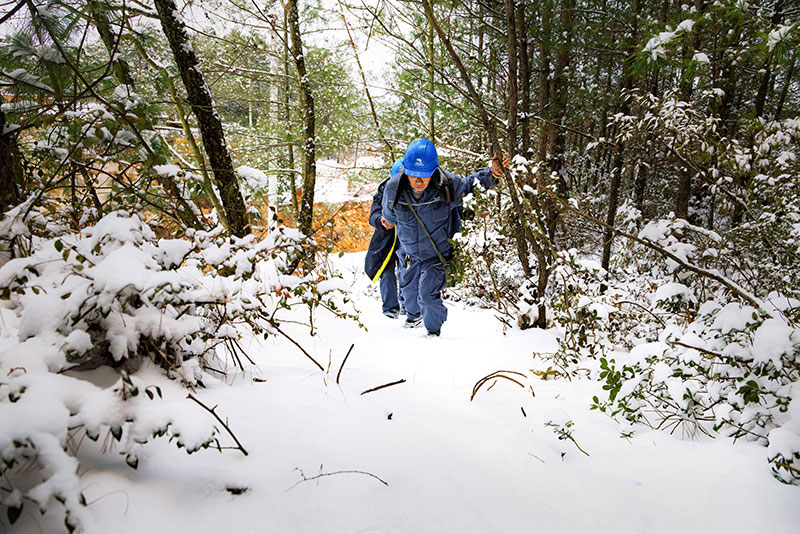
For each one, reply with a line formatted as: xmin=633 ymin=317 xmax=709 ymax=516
xmin=187 ymin=394 xmax=249 ymax=456
xmin=336 ymin=343 xmax=355 ymax=385
xmin=568 ymin=436 xmax=591 ymax=457
xmin=269 ymin=322 xmax=325 ymax=371
xmin=471 ymin=370 xmax=526 ymax=401
xmin=360 ymin=379 xmax=406 ymax=396
xmin=285 ymin=466 xmax=388 ymax=492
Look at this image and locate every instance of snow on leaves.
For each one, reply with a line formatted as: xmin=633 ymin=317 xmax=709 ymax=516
xmin=0 ymin=207 xmax=355 ymax=530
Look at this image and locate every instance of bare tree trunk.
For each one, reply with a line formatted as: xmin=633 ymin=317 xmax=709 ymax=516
xmin=283 ymin=7 xmax=298 ymax=220
xmin=675 ymin=1 xmax=706 ymax=220
xmin=428 ymin=19 xmax=436 ymax=142
xmin=537 ymin=0 xmax=552 ymax=166
xmin=505 ymin=0 xmax=518 ymax=156
xmin=517 ymin=1 xmax=531 ymax=157
xmin=634 ymin=162 xmax=647 ymax=213
xmin=756 ymin=0 xmax=787 ymax=118
xmin=503 ymin=0 xmax=533 ymax=278
xmin=0 ymin=109 xmax=21 ymax=211
xmin=544 ymin=0 xmax=573 ymax=242
xmin=601 ymin=0 xmax=641 ymax=291
xmin=775 ymin=49 xmax=796 ymax=119
xmin=154 ymin=0 xmax=249 ymax=236
xmin=287 ymin=0 xmax=317 ymax=249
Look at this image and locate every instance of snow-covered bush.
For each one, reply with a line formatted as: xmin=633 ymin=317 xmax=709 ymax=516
xmin=767 ymin=388 xmax=800 ymax=485
xmin=0 ymin=206 xmax=356 ymax=529
xmin=451 ymin=158 xmax=549 ymax=329
xmin=592 ymin=298 xmax=799 ymax=454
xmin=548 ymin=249 xmax=611 ymax=371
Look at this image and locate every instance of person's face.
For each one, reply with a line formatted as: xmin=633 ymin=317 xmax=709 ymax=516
xmin=409 ymin=175 xmax=432 ymax=192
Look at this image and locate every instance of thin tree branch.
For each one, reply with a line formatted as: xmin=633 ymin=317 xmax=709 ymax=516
xmin=186 ymin=393 xmax=249 ymax=456
xmin=361 ymin=378 xmax=406 ymax=395
xmin=286 ymin=467 xmax=388 ymax=492
xmin=336 ymin=343 xmax=354 ymax=384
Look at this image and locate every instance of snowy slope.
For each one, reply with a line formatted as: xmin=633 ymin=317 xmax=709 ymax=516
xmin=13 ymin=253 xmax=800 ymax=534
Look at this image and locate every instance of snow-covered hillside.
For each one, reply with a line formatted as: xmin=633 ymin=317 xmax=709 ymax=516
xmin=8 ymin=252 xmax=799 ymax=534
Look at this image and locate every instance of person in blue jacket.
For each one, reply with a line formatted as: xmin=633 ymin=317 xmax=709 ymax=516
xmin=365 ymin=159 xmax=405 ymax=318
xmin=381 ymin=138 xmax=508 ymax=337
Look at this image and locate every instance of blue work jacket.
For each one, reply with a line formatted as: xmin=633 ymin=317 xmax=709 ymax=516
xmin=382 ymin=167 xmax=495 ymax=263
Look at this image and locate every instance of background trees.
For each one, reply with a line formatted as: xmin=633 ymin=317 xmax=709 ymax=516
xmin=356 ymin=0 xmax=799 ymax=327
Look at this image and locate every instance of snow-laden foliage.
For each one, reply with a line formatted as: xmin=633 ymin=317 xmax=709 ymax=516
xmin=450 ymin=157 xmax=551 ymax=329
xmin=0 ymin=205 xmax=356 ymax=530
xmin=451 ymin=91 xmax=800 ymax=484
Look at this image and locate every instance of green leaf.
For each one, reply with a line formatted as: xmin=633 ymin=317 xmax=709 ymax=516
xmin=54 ymin=239 xmax=63 ymax=252
xmin=7 ymin=505 xmax=22 ymax=524
xmin=111 ymin=426 xmax=122 ymax=441
xmin=126 ymin=454 xmax=139 ymax=469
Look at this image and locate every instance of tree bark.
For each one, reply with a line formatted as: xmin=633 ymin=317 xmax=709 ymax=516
xmin=537 ymin=0 xmax=552 ymax=166
xmin=505 ymin=0 xmax=518 ymax=156
xmin=154 ymin=0 xmax=249 ymax=236
xmin=287 ymin=0 xmax=317 ymax=247
xmin=428 ymin=18 xmax=436 ymax=142
xmin=517 ymin=1 xmax=531 ymax=157
xmin=755 ymin=0 xmax=787 ymax=118
xmin=601 ymin=0 xmax=641 ymax=290
xmin=0 ymin=109 xmax=22 ymax=211
xmin=775 ymin=49 xmax=796 ymax=119
xmin=544 ymin=0 xmax=573 ymax=241
xmin=283 ymin=6 xmax=299 ymax=220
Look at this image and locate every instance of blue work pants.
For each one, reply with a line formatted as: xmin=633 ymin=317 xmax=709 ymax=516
xmin=379 ymin=254 xmax=403 ymax=314
xmin=398 ymin=255 xmax=447 ymax=333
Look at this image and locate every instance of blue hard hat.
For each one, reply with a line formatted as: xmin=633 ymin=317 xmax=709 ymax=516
xmin=390 ymin=158 xmax=404 ymax=178
xmin=403 ymin=138 xmax=439 ymax=177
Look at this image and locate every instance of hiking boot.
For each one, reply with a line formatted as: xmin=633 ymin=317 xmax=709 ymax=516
xmin=383 ymin=310 xmax=399 ymax=319
xmin=403 ymin=316 xmax=423 ymax=329
xmin=425 ymin=330 xmax=440 ymax=338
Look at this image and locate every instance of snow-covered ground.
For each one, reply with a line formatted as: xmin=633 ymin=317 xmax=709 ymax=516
xmin=13 ymin=252 xmax=799 ymax=533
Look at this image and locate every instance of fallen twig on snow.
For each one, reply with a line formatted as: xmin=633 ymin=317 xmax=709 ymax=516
xmin=286 ymin=466 xmax=388 ymax=492
xmin=568 ymin=436 xmax=591 ymax=457
xmin=360 ymin=379 xmax=406 ymax=396
xmin=336 ymin=343 xmax=355 ymax=384
xmin=269 ymin=322 xmax=325 ymax=371
xmin=471 ymin=370 xmax=526 ymax=401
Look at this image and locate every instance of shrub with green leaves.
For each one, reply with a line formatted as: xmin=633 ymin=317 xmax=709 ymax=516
xmin=0 ymin=205 xmax=356 ymax=529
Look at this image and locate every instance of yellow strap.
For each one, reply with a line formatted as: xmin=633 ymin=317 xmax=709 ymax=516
xmin=371 ymin=228 xmax=397 ymax=283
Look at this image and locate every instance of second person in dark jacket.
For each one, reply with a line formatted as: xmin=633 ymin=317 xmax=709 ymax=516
xmin=365 ymin=159 xmax=405 ymax=317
